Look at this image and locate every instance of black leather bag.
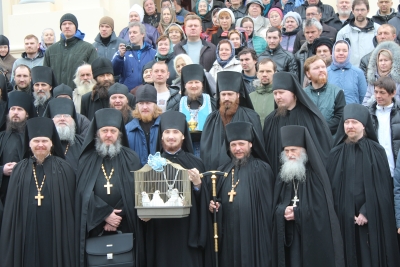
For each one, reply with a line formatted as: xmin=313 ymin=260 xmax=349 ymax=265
xmin=85 ymin=232 xmax=135 ymax=267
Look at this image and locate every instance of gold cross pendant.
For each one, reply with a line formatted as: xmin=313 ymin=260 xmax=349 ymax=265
xmin=228 ymin=189 xmax=236 ymax=202
xmin=104 ymin=181 xmax=113 ymax=195
xmin=35 ymin=192 xmax=44 ymax=206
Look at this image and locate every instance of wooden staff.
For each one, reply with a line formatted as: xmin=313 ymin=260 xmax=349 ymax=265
xmin=200 ymin=170 xmax=228 ymax=267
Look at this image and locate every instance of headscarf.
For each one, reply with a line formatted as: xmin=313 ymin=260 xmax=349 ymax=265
xmin=40 ymin=28 xmax=56 ymax=51
xmin=240 ymin=17 xmax=254 ymax=39
xmin=155 ymin=37 xmax=174 ymax=61
xmin=195 ymin=0 xmax=211 ymax=19
xmin=0 ymin=35 xmax=10 ymax=59
xmin=173 ymin=54 xmax=193 ymax=77
xmin=216 ymin=40 xmax=235 ymax=68
xmin=332 ymin=40 xmax=352 ymax=69
xmin=158 ymin=7 xmax=176 ymax=33
xmin=164 ymin=23 xmax=187 ymax=42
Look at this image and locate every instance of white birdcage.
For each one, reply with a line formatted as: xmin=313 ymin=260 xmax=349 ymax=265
xmin=134 ymin=160 xmax=191 ymax=218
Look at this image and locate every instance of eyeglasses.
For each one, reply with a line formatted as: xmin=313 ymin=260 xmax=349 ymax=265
xmin=54 ymin=114 xmax=71 ymax=119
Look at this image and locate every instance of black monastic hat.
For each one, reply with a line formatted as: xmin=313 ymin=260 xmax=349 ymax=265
xmin=108 ymin=83 xmax=130 ymax=98
xmin=216 ymin=71 xmax=254 ymax=109
xmin=180 ymin=64 xmax=213 ymax=97
xmin=24 ymin=117 xmax=64 ymax=158
xmin=53 ymin=83 xmax=73 ymax=99
xmin=31 ymin=66 xmax=58 ymax=87
xmin=136 ymin=84 xmax=157 ymax=103
xmin=8 ymin=91 xmax=35 ymax=118
xmin=281 ymin=125 xmax=306 ymax=148
xmin=157 ymin=111 xmax=194 ymax=153
xmin=92 ymin=57 xmax=114 ymax=79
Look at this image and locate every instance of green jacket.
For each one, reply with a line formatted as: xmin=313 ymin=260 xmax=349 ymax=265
xmin=43 ymin=36 xmax=98 ymax=88
xmin=249 ymin=81 xmax=274 ymax=129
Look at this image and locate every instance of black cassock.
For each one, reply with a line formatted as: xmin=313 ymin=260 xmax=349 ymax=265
xmin=263 ymin=103 xmax=332 ymax=177
xmin=273 ymin=167 xmax=344 ymax=267
xmin=61 ymin=135 xmax=84 ymax=173
xmin=0 ymin=131 xmax=24 ymax=225
xmin=216 ymin=156 xmax=274 ymax=267
xmin=327 ymin=138 xmax=400 ymax=267
xmin=76 ymin=147 xmax=144 ymax=267
xmin=145 ymin=150 xmax=214 ymax=267
xmin=200 ymin=107 xmax=264 ymax=170
xmin=0 ymin=156 xmax=76 ymax=267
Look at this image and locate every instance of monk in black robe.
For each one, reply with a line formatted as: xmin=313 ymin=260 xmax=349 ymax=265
xmin=327 ymin=104 xmax=400 ymax=267
xmin=144 ymin=111 xmax=213 ymax=267
xmin=201 ymin=71 xmax=263 ymax=170
xmin=0 ymin=74 xmax=8 ymax=131
xmin=0 ymin=91 xmax=34 ymax=227
xmin=273 ymin=125 xmax=344 ymax=267
xmin=31 ymin=66 xmax=57 ymax=116
xmin=43 ymin=98 xmax=84 ymax=172
xmin=0 ymin=117 xmax=76 ymax=267
xmin=75 ymin=108 xmax=145 ymax=267
xmin=263 ymin=72 xmax=332 ymax=176
xmin=210 ymin=121 xmax=274 ymax=267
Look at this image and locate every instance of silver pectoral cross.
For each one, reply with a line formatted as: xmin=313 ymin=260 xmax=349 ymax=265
xmin=291 ymin=195 xmax=299 ymax=207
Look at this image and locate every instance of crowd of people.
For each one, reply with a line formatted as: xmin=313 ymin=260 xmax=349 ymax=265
xmin=1 ymin=0 xmax=400 ymax=266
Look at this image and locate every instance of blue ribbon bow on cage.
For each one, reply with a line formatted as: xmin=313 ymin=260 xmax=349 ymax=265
xmin=147 ymin=152 xmax=167 ymax=172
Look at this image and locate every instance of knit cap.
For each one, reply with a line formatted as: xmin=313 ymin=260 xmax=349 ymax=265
xmin=60 ymin=13 xmax=78 ymax=30
xmin=99 ymin=16 xmax=114 ymax=30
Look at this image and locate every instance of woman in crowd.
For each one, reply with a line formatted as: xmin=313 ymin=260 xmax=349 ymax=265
xmin=211 ymin=8 xmax=236 ymax=46
xmin=152 ymin=35 xmax=177 ymax=85
xmin=236 ymin=0 xmax=271 ymax=37
xmin=210 ymin=39 xmax=242 ymax=82
xmin=280 ymin=11 xmax=301 ymax=53
xmin=229 ymin=0 xmax=247 ymax=20
xmin=40 ymin=28 xmax=56 ymax=52
xmin=143 ymin=0 xmax=160 ymax=27
xmin=164 ymin=23 xmax=186 ymax=46
xmin=362 ymin=41 xmax=400 ymax=106
xmin=327 ymin=40 xmax=367 ymax=104
xmin=0 ymin=35 xmax=15 ymax=83
xmin=172 ymin=54 xmax=216 ymax=94
xmin=204 ymin=8 xmax=221 ymax=42
xmin=195 ymin=0 xmax=213 ymax=33
xmin=228 ymin=29 xmax=247 ymax=58
xmin=239 ymin=17 xmax=267 ymax=55
xmin=267 ymin=7 xmax=283 ymax=29
xmin=157 ymin=7 xmax=176 ymax=35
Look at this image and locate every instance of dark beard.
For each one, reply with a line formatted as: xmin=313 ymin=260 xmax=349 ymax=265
xmin=120 ymin=105 xmax=133 ymax=124
xmin=92 ymin=80 xmax=115 ymax=100
xmin=219 ymin=98 xmax=239 ymax=126
xmin=275 ymin=106 xmax=288 ymax=117
xmin=230 ymin=151 xmax=250 ymax=168
xmin=6 ymin=117 xmax=26 ymax=133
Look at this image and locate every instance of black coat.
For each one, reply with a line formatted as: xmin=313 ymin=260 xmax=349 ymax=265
xmin=211 ymin=25 xmax=235 ymax=46
xmin=294 ymin=0 xmax=335 ymax=22
xmin=292 ymin=23 xmax=337 ymax=54
xmin=325 ymin=12 xmax=354 ymax=32
xmin=258 ymin=45 xmax=298 ymax=78
xmin=173 ymin=39 xmax=217 ymax=71
xmin=294 ymin=42 xmax=313 ymax=85
xmin=369 ymin=99 xmax=400 ymax=163
xmin=372 ymin=9 xmax=397 ymax=25
xmin=358 ymin=36 xmax=378 ymax=80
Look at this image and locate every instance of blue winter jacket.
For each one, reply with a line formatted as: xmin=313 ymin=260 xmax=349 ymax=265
xmin=327 ymin=62 xmax=367 ymax=104
xmin=125 ymin=116 xmax=160 ymax=166
xmin=118 ymin=23 xmax=160 ymax=49
xmin=112 ymin=42 xmax=156 ymax=90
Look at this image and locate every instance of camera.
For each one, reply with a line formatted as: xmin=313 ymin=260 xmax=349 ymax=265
xmin=125 ymin=44 xmax=140 ymax=51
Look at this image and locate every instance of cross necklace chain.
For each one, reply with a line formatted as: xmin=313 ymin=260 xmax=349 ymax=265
xmin=292 ymin=180 xmax=300 ymax=207
xmin=102 ymin=164 xmax=114 ymax=195
xmin=33 ymin=164 xmax=46 ymax=206
xmin=228 ymin=169 xmax=239 ymax=203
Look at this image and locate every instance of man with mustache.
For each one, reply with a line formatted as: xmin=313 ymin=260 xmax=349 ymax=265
xmin=31 ymin=65 xmax=57 ymax=116
xmin=43 ymin=98 xmax=84 ymax=172
xmin=76 ymin=108 xmax=144 ymax=267
xmin=272 ymin=125 xmax=344 ymax=267
xmin=108 ymin=83 xmax=134 ymax=125
xmin=126 ymin=84 xmax=162 ymax=166
xmin=304 ymin=56 xmax=345 ymax=135
xmin=72 ymin=63 xmax=96 ymax=113
xmin=80 ymin=57 xmax=136 ymax=120
xmin=0 ymin=91 xmax=33 ymax=227
xmin=328 ymin=104 xmax=400 ymax=266
xmin=200 ymin=71 xmax=262 ymax=170
xmin=263 ymin=72 xmax=332 ymax=176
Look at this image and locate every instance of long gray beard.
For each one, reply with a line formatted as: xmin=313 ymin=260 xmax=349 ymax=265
xmin=95 ymin=136 xmax=122 ymax=158
xmin=33 ymin=91 xmax=51 ymax=107
xmin=279 ymin=150 xmax=308 ymax=183
xmin=76 ymin=80 xmax=96 ymax=95
xmin=338 ymin=10 xmax=351 ymax=17
xmin=56 ymin=122 xmax=76 ymax=145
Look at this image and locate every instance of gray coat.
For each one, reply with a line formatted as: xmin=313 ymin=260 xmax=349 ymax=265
xmin=362 ymin=41 xmax=400 ymax=106
xmin=11 ymin=50 xmax=44 ymax=82
xmin=92 ymin=32 xmax=126 ymax=61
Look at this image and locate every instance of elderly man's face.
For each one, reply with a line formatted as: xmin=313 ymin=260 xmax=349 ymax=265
xmin=304 ymin=26 xmax=321 ymax=44
xmin=230 ymin=140 xmax=252 ymax=159
xmin=98 ymin=126 xmax=120 ymax=145
xmin=52 ymin=114 xmax=74 ymax=128
xmin=284 ymin=146 xmax=303 ymax=161
xmin=79 ymin=65 xmax=94 ymax=83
